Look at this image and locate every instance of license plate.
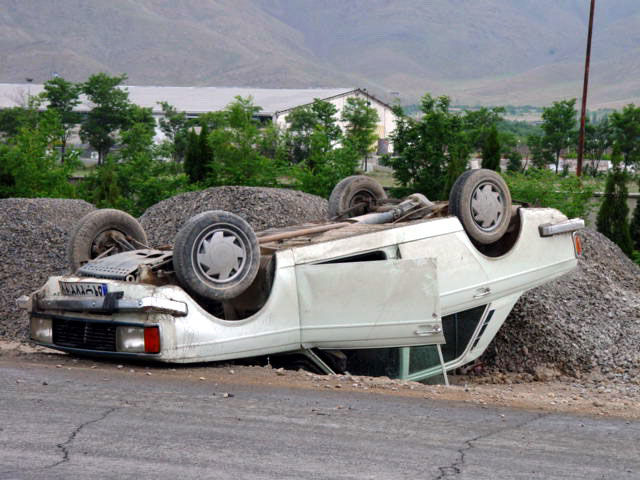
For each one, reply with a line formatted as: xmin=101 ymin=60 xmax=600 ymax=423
xmin=59 ymin=281 xmax=108 ymax=297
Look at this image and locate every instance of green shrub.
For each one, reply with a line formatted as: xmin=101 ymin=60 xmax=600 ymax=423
xmin=630 ymin=180 xmax=640 ymax=251
xmin=597 ymin=162 xmax=634 ymax=257
xmin=481 ymin=125 xmax=501 ymax=171
xmin=502 ymin=168 xmax=597 ymax=220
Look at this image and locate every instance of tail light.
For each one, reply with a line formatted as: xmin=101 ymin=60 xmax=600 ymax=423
xmin=144 ymin=326 xmax=161 ymax=354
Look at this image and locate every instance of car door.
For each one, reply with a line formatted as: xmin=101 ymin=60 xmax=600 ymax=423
xmin=295 ymin=257 xmax=443 ymax=349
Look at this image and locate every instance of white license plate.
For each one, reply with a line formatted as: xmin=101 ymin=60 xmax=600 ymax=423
xmin=59 ymin=281 xmax=108 ymax=297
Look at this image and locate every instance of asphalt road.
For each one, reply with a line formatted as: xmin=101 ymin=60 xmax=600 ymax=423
xmin=0 ymin=360 xmax=638 ymax=480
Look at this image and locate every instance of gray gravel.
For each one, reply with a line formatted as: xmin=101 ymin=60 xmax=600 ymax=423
xmin=0 ymin=198 xmax=95 ymax=340
xmin=483 ymin=229 xmax=640 ymax=383
xmin=139 ymin=186 xmax=328 ymax=247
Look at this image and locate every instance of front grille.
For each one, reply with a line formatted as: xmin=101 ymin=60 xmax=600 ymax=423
xmin=52 ymin=318 xmax=117 ymax=352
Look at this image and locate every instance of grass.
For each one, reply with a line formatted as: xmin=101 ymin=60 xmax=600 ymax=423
xmin=364 ymin=169 xmax=398 ymax=188
xmin=72 ymin=164 xmax=97 ymax=178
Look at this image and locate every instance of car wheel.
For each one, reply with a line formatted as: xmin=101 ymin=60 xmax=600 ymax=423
xmin=328 ymin=175 xmax=387 ymax=219
xmin=68 ymin=209 xmax=148 ymax=271
xmin=173 ymin=210 xmax=260 ymax=302
xmin=448 ymin=169 xmax=512 ymax=245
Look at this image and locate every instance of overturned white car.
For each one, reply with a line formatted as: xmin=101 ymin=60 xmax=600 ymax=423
xmin=20 ymin=170 xmax=584 ymax=381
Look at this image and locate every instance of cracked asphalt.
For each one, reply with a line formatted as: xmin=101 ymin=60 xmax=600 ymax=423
xmin=1 ymin=361 xmax=639 ymax=480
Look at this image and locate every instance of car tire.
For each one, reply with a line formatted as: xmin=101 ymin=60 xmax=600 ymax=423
xmin=448 ymin=169 xmax=512 ymax=245
xmin=173 ymin=210 xmax=260 ymax=302
xmin=68 ymin=209 xmax=148 ymax=271
xmin=328 ymin=175 xmax=387 ymax=219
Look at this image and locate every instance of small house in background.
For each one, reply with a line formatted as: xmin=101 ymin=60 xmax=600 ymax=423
xmin=271 ymin=88 xmax=396 ymax=153
xmin=0 ymin=83 xmax=397 ymax=159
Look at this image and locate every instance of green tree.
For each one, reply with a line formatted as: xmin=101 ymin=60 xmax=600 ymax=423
xmin=481 ymin=125 xmax=501 ymax=171
xmin=526 ymin=134 xmax=553 ymax=170
xmin=0 ymin=109 xmax=77 ymax=198
xmin=198 ymin=123 xmax=213 ymax=183
xmin=0 ymin=107 xmax=34 ymax=140
xmin=295 ymin=132 xmax=359 ymax=198
xmin=584 ymin=116 xmax=612 ymax=175
xmin=114 ymin=122 xmax=188 ymax=216
xmin=609 ymin=104 xmax=640 ymax=170
xmin=80 ymin=114 xmax=188 ymax=216
xmin=118 ymin=108 xmax=155 ymax=158
xmin=80 ymin=73 xmax=133 ymax=164
xmin=287 ymin=104 xmax=320 ymax=165
xmin=541 ymin=99 xmax=577 ymax=173
xmin=286 ymin=99 xmax=341 ymax=166
xmin=443 ymin=140 xmax=472 ymax=198
xmin=630 ymin=179 xmax=640 ymax=251
xmin=497 ymin=118 xmax=541 ymax=143
xmin=0 ymin=144 xmax=15 ymax=194
xmin=206 ymin=97 xmax=281 ymax=187
xmin=341 ymin=96 xmax=379 ymax=171
xmin=40 ymin=77 xmax=81 ymax=160
xmin=257 ymin=123 xmax=288 ymax=165
xmin=194 ymin=111 xmax=226 ymax=131
xmin=386 ymin=94 xmax=470 ymax=200
xmin=85 ymin=157 xmax=122 ymax=208
xmin=596 ymin=150 xmax=633 ymax=257
xmin=506 ymin=150 xmax=523 ymax=172
xmin=157 ymin=101 xmax=188 ymax=162
xmin=184 ymin=127 xmax=207 ymax=184
xmin=463 ymin=107 xmax=505 ymax=152
xmin=313 ymin=99 xmax=342 ymax=144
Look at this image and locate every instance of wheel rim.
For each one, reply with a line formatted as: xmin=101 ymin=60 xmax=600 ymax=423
xmin=470 ymin=182 xmax=505 ymax=232
xmin=349 ymin=190 xmax=377 ymax=213
xmin=89 ymin=230 xmax=129 ymax=259
xmin=193 ymin=225 xmax=249 ymax=284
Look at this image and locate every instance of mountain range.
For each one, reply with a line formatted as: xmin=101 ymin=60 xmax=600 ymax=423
xmin=1 ymin=0 xmax=639 ymax=107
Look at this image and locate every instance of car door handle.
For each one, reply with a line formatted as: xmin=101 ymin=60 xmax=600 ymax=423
xmin=414 ymin=326 xmax=442 ymax=336
xmin=473 ymin=287 xmax=491 ymax=298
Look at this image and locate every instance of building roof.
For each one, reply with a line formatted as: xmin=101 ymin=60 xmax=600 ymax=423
xmin=0 ymin=83 xmax=358 ymax=115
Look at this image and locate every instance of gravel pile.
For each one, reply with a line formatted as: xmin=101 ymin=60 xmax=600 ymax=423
xmin=0 ymin=198 xmax=95 ymax=340
xmin=139 ymin=186 xmax=328 ymax=247
xmin=482 ymin=229 xmax=640 ymax=383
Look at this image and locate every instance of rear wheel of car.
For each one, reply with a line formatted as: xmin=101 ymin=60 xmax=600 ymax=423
xmin=328 ymin=175 xmax=387 ymax=219
xmin=448 ymin=169 xmax=512 ymax=245
xmin=173 ymin=210 xmax=260 ymax=302
xmin=68 ymin=209 xmax=148 ymax=271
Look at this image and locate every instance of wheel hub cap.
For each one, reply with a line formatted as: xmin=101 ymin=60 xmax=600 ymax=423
xmin=196 ymin=229 xmax=247 ymax=282
xmin=471 ymin=183 xmax=504 ymax=231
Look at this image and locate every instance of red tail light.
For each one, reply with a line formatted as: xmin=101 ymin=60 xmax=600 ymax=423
xmin=144 ymin=326 xmax=161 ymax=353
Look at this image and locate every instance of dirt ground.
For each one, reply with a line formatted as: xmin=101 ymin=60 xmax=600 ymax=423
xmin=2 ymin=340 xmax=638 ymax=421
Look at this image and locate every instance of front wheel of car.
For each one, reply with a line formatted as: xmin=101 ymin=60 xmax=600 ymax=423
xmin=173 ymin=210 xmax=260 ymax=302
xmin=448 ymin=169 xmax=512 ymax=245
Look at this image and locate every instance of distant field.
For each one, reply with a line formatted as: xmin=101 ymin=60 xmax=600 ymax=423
xmin=365 ymin=169 xmax=397 ymax=188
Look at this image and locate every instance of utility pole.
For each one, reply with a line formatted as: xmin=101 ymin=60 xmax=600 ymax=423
xmin=576 ymin=0 xmax=596 ymax=177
